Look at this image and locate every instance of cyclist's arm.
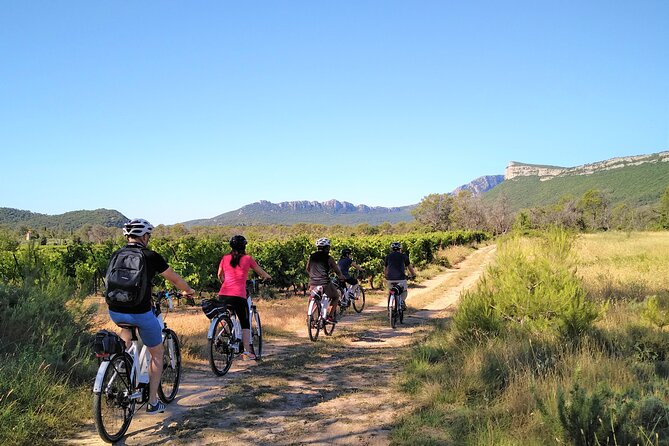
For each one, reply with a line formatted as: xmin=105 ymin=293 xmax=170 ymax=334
xmin=407 ymin=265 xmax=416 ymax=278
xmin=160 ymin=267 xmax=195 ymax=296
xmin=351 ymin=261 xmax=363 ymax=271
xmin=217 ymin=263 xmax=225 ymax=284
xmin=251 ymin=263 xmax=272 ymax=281
xmin=329 ymin=257 xmax=346 ymax=281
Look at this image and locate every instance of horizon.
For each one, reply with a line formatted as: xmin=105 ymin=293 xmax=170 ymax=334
xmin=2 ymin=2 xmax=667 ymax=225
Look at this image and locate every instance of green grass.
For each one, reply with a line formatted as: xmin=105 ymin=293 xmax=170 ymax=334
xmin=0 ymin=276 xmax=97 ymax=445
xmin=393 ymin=230 xmax=669 ymax=445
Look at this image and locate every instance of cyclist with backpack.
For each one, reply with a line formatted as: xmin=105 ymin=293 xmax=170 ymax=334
xmin=384 ymin=241 xmax=416 ymax=310
xmin=306 ymin=238 xmax=347 ymax=323
xmin=217 ymin=235 xmax=272 ymax=360
xmin=105 ymin=218 xmax=195 ymax=414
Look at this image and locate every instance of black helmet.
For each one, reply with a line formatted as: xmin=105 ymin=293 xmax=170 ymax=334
xmin=229 ymin=235 xmax=248 ymax=251
xmin=341 ymin=248 xmax=352 ymax=256
xmin=390 ymin=241 xmax=401 ymax=251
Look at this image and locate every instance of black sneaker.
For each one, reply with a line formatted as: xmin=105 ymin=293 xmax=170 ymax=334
xmin=147 ymin=401 xmax=166 ymax=414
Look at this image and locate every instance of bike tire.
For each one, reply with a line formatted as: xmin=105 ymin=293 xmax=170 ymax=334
xmin=388 ymin=294 xmax=398 ymax=329
xmin=307 ymin=300 xmax=321 ymax=342
xmin=352 ymin=285 xmax=366 ymax=313
xmin=323 ymin=309 xmax=335 ymax=336
xmin=209 ymin=315 xmax=234 ymax=376
xmin=93 ymin=353 xmax=135 ymax=443
xmin=251 ymin=308 xmax=263 ymax=359
xmin=158 ymin=329 xmax=181 ymax=403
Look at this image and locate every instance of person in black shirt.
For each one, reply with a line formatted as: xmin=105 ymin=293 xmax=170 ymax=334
xmin=384 ymin=241 xmax=416 ymax=309
xmin=338 ymin=248 xmax=363 ymax=285
xmin=306 ymin=238 xmax=346 ymax=322
xmin=107 ymin=218 xmax=195 ymax=414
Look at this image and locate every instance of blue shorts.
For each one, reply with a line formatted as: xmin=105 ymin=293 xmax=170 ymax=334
xmin=109 ymin=310 xmax=163 ymax=348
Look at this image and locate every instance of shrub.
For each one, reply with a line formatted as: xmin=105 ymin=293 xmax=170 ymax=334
xmin=454 ymin=229 xmax=599 ymax=342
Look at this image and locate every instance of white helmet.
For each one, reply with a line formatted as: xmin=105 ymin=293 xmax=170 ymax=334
xmin=122 ymin=218 xmax=154 ymax=237
xmin=316 ymin=237 xmax=331 ymax=248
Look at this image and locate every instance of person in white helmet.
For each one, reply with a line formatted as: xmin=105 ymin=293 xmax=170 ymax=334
xmin=306 ymin=238 xmax=346 ymax=323
xmin=384 ymin=241 xmax=416 ymax=310
xmin=106 ymin=218 xmax=195 ymax=414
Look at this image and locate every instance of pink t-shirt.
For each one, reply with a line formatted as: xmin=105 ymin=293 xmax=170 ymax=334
xmin=218 ymin=254 xmax=258 ymax=298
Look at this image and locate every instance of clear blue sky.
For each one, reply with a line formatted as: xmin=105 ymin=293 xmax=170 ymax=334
xmin=1 ymin=1 xmax=667 ymax=225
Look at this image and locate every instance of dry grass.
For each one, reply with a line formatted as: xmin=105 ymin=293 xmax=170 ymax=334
xmin=576 ymin=231 xmax=669 ymax=301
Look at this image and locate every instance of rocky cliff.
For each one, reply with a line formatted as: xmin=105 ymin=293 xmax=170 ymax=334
xmin=505 ymin=151 xmax=669 ymax=180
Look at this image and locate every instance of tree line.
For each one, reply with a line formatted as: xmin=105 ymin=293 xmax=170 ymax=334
xmin=412 ymin=186 xmax=669 ymax=234
xmin=0 ymin=229 xmax=488 ymax=297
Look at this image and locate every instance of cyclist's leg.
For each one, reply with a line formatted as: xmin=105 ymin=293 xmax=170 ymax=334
xmin=110 ymin=310 xmax=163 ymax=407
xmin=147 ymin=342 xmax=164 ymax=406
xmin=324 ymin=282 xmax=340 ymax=319
xmin=237 ymin=299 xmax=252 ymax=355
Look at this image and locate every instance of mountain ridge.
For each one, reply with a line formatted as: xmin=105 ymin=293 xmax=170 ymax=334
xmin=3 ymin=150 xmax=667 ymax=230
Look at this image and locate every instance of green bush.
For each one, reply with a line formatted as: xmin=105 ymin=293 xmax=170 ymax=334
xmin=454 ymin=229 xmax=599 ymax=342
xmin=556 ymin=382 xmax=669 ymax=446
xmin=0 ymin=269 xmax=96 ymax=444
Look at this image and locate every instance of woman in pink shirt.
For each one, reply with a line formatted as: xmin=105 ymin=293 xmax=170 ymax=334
xmin=217 ymin=235 xmax=272 ymax=360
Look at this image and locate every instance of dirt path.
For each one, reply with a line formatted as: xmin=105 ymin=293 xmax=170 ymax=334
xmin=65 ymin=245 xmax=496 ymax=446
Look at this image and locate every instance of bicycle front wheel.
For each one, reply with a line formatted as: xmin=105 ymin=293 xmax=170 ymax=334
xmin=251 ymin=309 xmax=263 ymax=359
xmin=159 ymin=329 xmax=181 ymax=403
xmin=209 ymin=315 xmax=234 ymax=376
xmin=93 ymin=353 xmax=135 ymax=443
xmin=352 ymin=285 xmax=365 ymax=313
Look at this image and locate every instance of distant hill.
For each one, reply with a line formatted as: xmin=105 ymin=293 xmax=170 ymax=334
xmin=4 ymin=151 xmax=666 ymax=231
xmin=184 ymin=200 xmax=416 ymax=227
xmin=452 ymin=175 xmax=505 ymax=196
xmin=0 ymin=208 xmax=128 ymax=232
xmin=483 ymin=151 xmax=669 ymax=211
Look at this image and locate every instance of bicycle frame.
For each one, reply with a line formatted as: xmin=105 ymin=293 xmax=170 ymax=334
xmin=93 ymin=295 xmax=171 ymax=398
xmin=206 ymin=309 xmax=242 ymax=352
xmin=307 ymin=285 xmax=330 ymax=323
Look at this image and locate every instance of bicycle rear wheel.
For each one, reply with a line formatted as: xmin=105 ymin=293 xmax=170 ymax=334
xmin=323 ymin=306 xmax=335 ymax=336
xmin=209 ymin=315 xmax=234 ymax=376
xmin=251 ymin=308 xmax=262 ymax=359
xmin=159 ymin=329 xmax=181 ymax=403
xmin=93 ymin=353 xmax=135 ymax=443
xmin=388 ymin=294 xmax=398 ymax=328
xmin=352 ymin=285 xmax=365 ymax=313
xmin=307 ymin=300 xmax=321 ymax=342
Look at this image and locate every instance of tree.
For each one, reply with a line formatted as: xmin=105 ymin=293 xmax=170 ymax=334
xmin=411 ymin=193 xmax=453 ymax=231
xmin=657 ymin=186 xmax=669 ymax=229
xmin=451 ymin=191 xmax=487 ymax=231
xmin=487 ymin=194 xmax=514 ymax=235
xmin=577 ymin=189 xmax=610 ymax=231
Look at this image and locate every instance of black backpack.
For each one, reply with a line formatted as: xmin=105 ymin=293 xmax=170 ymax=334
xmin=104 ymin=246 xmax=149 ymax=308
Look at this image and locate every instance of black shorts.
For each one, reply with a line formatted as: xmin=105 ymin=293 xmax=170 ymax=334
xmin=217 ymin=295 xmax=250 ymax=329
xmin=344 ymin=277 xmax=358 ymax=286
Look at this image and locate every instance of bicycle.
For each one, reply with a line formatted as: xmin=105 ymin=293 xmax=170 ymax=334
xmin=206 ymin=279 xmax=263 ymax=376
xmin=92 ymin=291 xmax=182 ymax=443
xmin=387 ymin=282 xmax=406 ymax=329
xmin=336 ymin=275 xmax=366 ymax=315
xmin=306 ymin=282 xmax=337 ymax=341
